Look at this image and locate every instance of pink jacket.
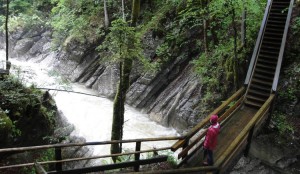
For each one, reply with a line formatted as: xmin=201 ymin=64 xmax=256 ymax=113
xmin=204 ymin=123 xmax=220 ymax=150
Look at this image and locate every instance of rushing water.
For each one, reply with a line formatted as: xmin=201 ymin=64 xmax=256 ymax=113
xmin=0 ymin=50 xmax=179 ymax=157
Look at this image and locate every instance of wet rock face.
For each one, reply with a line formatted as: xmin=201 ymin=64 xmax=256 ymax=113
xmin=247 ymin=134 xmax=300 ymax=173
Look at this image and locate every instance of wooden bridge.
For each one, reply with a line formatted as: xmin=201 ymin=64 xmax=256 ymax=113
xmin=0 ymin=0 xmax=294 ymax=173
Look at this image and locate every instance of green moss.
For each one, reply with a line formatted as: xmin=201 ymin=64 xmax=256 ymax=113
xmin=0 ymin=76 xmax=57 ymax=147
xmin=0 ymin=109 xmax=13 ymax=144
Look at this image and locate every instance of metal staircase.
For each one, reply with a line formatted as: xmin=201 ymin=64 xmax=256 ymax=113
xmin=244 ymin=0 xmax=293 ymax=108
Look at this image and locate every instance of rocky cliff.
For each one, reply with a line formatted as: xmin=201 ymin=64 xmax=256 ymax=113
xmin=0 ymin=26 xmax=219 ymax=134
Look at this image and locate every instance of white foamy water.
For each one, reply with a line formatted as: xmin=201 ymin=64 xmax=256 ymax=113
xmin=0 ymin=50 xmax=179 ymax=157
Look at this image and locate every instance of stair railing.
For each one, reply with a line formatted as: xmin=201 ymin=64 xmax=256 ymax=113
xmin=272 ymin=0 xmax=294 ymax=92
xmin=244 ymin=0 xmax=273 ymax=85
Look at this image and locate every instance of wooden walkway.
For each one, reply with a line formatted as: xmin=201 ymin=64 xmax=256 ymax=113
xmin=187 ymin=106 xmax=258 ymax=168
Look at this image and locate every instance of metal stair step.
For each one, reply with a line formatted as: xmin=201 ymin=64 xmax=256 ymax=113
xmin=268 ymin=16 xmax=287 ymax=21
xmin=264 ymin=31 xmax=284 ymax=37
xmin=248 ymin=89 xmax=270 ymax=98
xmin=244 ymin=99 xmax=263 ymax=108
xmin=265 ymin=27 xmax=284 ymax=33
xmin=255 ymin=68 xmax=275 ymax=76
xmin=253 ymin=71 xmax=274 ymax=78
xmin=267 ymin=20 xmax=286 ymax=24
xmin=261 ymin=45 xmax=280 ymax=51
xmin=258 ymin=54 xmax=278 ymax=60
xmin=250 ymin=83 xmax=271 ymax=92
xmin=246 ymin=95 xmax=266 ymax=103
xmin=260 ymin=50 xmax=279 ymax=56
xmin=263 ymin=36 xmax=282 ymax=41
xmin=262 ymin=40 xmax=281 ymax=46
xmin=257 ymin=58 xmax=277 ymax=65
xmin=256 ymin=63 xmax=276 ymax=70
xmin=252 ymin=78 xmax=273 ymax=86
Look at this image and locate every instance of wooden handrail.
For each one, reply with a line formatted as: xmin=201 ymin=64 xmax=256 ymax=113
xmin=0 ymin=136 xmax=182 ymax=173
xmin=0 ymin=147 xmax=171 ymax=170
xmin=0 ymin=136 xmax=182 ymax=153
xmin=272 ymin=0 xmax=294 ymax=91
xmin=244 ymin=0 xmax=272 ymax=85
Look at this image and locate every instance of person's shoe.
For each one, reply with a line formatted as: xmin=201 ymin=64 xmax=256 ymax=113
xmin=203 ymin=161 xmax=208 ymax=165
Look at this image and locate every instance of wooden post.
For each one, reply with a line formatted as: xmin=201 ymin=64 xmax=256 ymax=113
xmin=181 ymin=139 xmax=189 ymax=162
xmin=34 ymin=162 xmax=47 ymax=174
xmin=244 ymin=126 xmax=254 ymax=157
xmin=134 ymin=141 xmax=141 ymax=172
xmin=55 ymin=147 xmax=62 ymax=172
xmin=266 ymin=94 xmax=276 ymax=127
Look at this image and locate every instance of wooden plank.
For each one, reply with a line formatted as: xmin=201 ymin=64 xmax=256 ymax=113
xmin=47 ymin=156 xmax=168 ymax=174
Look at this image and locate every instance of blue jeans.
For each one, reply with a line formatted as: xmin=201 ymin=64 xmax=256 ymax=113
xmin=203 ymin=148 xmax=214 ymax=165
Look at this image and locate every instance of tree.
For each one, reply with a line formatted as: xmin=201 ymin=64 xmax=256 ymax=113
xmin=107 ymin=0 xmax=141 ymax=162
xmin=228 ymin=0 xmax=239 ymax=90
xmin=5 ymin=0 xmax=9 ymax=70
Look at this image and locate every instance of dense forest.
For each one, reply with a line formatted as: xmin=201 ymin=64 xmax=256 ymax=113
xmin=0 ymin=0 xmax=299 ymax=173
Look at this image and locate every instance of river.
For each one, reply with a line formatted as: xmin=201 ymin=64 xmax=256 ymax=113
xmin=0 ymin=50 xmax=179 ymax=158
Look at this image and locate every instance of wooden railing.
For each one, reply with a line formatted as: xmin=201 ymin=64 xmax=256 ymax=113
xmin=171 ymin=87 xmax=245 ymax=168
xmin=0 ymin=136 xmax=182 ymax=173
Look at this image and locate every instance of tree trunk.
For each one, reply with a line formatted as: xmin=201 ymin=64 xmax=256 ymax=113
xmin=5 ymin=0 xmax=9 ymax=66
xmin=241 ymin=0 xmax=247 ymax=47
xmin=110 ymin=0 xmax=140 ymax=163
xmin=104 ymin=0 xmax=109 ymax=28
xmin=122 ymin=0 xmax=125 ymax=21
xmin=231 ymin=4 xmax=239 ymax=90
xmin=202 ymin=0 xmax=209 ymax=54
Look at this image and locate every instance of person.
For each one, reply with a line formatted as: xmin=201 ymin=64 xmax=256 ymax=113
xmin=203 ymin=114 xmax=220 ymax=165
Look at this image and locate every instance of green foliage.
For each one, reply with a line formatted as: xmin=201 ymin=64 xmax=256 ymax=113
xmin=50 ymin=0 xmax=104 ymax=47
xmin=273 ymin=111 xmax=294 ymax=135
xmin=99 ymin=19 xmax=157 ymax=72
xmin=0 ymin=76 xmax=57 ymax=147
xmin=159 ymin=150 xmax=178 ymax=167
xmin=292 ymin=17 xmax=300 ymax=35
xmin=8 ymin=13 xmax=47 ymax=32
